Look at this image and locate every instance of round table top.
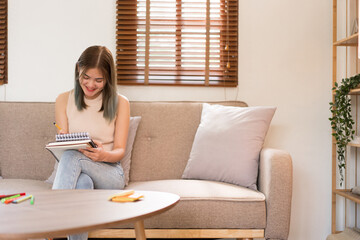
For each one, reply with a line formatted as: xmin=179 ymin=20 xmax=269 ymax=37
xmin=0 ymin=189 xmax=180 ymax=240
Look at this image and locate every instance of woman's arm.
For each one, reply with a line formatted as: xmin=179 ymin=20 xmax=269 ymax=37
xmin=79 ymin=95 xmax=130 ymax=163
xmin=55 ymin=92 xmax=70 ymax=134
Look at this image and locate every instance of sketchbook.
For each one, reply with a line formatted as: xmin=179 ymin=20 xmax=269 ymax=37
xmin=45 ymin=132 xmax=97 ymax=161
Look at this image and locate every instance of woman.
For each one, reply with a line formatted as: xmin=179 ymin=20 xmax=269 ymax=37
xmin=52 ymin=46 xmax=129 ymax=240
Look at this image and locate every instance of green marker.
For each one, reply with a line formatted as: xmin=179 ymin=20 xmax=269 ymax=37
xmin=1 ymin=194 xmax=20 ymax=203
xmin=30 ymin=195 xmax=34 ymax=205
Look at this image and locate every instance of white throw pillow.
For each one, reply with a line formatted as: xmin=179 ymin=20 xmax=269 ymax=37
xmin=182 ymin=103 xmax=276 ymax=190
xmin=121 ymin=116 xmax=141 ymax=186
xmin=46 ymin=116 xmax=141 ymax=186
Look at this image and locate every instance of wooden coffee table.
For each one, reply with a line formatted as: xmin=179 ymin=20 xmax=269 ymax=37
xmin=0 ymin=189 xmax=179 ymax=240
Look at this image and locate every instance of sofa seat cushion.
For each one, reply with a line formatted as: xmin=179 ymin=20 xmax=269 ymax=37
xmin=127 ymin=179 xmax=265 ymax=201
xmin=0 ymin=179 xmax=52 ymax=192
xmin=121 ymin=179 xmax=266 ymax=229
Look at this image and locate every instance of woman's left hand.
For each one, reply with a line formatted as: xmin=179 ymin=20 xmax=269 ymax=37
xmin=78 ymin=140 xmax=107 ymax=162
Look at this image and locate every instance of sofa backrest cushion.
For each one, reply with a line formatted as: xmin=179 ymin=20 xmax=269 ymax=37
xmin=129 ymin=101 xmax=247 ymax=181
xmin=0 ymin=101 xmax=247 ymax=181
xmin=0 ymin=102 xmax=56 ymax=180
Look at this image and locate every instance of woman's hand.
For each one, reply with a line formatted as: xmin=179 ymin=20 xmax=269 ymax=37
xmin=78 ymin=140 xmax=108 ymax=162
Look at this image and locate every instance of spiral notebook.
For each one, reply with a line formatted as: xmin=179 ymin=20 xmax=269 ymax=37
xmin=45 ymin=132 xmax=97 ymax=161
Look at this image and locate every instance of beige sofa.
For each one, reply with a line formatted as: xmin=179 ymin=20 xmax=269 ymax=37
xmin=0 ymin=101 xmax=293 ymax=240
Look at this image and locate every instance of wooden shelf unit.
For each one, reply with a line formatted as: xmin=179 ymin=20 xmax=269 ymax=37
xmin=348 ymin=142 xmax=360 ymax=147
xmin=333 ymin=87 xmax=360 ymax=95
xmin=331 ymin=0 xmax=360 ymax=235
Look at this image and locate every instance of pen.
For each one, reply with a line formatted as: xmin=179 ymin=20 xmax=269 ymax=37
xmin=30 ymin=195 xmax=34 ymax=205
xmin=53 ymin=122 xmax=62 ymax=131
xmin=0 ymin=192 xmax=26 ymax=199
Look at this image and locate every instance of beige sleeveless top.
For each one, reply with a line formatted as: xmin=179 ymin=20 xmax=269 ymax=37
xmin=66 ymin=90 xmax=116 ymax=151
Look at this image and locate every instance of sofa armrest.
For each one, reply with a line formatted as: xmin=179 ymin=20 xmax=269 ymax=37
xmin=258 ymin=148 xmax=293 ymax=240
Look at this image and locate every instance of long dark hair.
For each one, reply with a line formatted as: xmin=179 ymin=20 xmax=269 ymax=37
xmin=74 ymin=46 xmax=118 ymax=121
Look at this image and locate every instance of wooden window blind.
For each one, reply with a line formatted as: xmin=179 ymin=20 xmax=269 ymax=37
xmin=116 ymin=0 xmax=238 ymax=87
xmin=0 ymin=0 xmax=6 ymax=85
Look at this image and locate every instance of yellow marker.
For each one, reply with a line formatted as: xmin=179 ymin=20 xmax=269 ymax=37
xmin=53 ymin=122 xmax=62 ymax=131
xmin=13 ymin=195 xmax=32 ymax=203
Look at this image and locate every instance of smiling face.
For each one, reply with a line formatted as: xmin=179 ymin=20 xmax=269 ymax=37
xmin=79 ymin=68 xmax=105 ymax=100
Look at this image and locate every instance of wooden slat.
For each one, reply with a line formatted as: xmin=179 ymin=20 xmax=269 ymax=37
xmin=117 ymin=54 xmax=238 ymax=58
xmin=118 ymin=13 xmax=238 ymax=19
xmin=333 ymin=33 xmax=358 ymax=46
xmin=348 ymin=142 xmax=360 ymax=147
xmin=117 ymin=78 xmax=238 ymax=83
xmin=121 ymin=72 xmax=235 ymax=78
xmin=116 ymin=36 xmax=237 ymax=42
xmin=117 ymin=44 xmax=237 ymax=49
xmin=349 ymin=88 xmax=360 ymax=95
xmin=117 ymin=76 xmax=238 ymax=83
xmin=334 ymin=189 xmax=360 ymax=204
xmin=116 ymin=65 xmax=237 ymax=69
xmin=117 ymin=26 xmax=238 ymax=31
xmin=126 ymin=59 xmax=238 ymax=64
xmin=118 ymin=58 xmax=237 ymax=63
xmin=117 ymin=0 xmax=238 ymax=5
xmin=117 ymin=30 xmax=237 ymax=36
xmin=117 ymin=80 xmax=237 ymax=87
xmin=117 ymin=70 xmax=237 ymax=76
xmin=117 ymin=54 xmax=238 ymax=60
xmin=117 ymin=69 xmax=238 ymax=75
xmin=118 ymin=6 xmax=238 ymax=11
xmin=117 ymin=48 xmax=238 ymax=53
xmin=117 ymin=69 xmax=238 ymax=73
xmin=117 ymin=20 xmax=238 ymax=26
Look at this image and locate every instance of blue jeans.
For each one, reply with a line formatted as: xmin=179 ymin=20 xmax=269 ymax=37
xmin=52 ymin=150 xmax=125 ymax=240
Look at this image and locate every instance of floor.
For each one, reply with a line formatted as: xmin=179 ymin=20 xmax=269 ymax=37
xmin=54 ymin=237 xmax=265 ymax=240
xmin=52 ymin=238 xmax=270 ymax=240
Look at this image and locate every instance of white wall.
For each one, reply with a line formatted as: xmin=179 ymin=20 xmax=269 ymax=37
xmin=0 ymin=0 xmax=333 ymax=239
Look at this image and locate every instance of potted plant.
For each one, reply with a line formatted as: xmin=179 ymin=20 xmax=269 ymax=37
xmin=329 ymin=73 xmax=360 ymax=186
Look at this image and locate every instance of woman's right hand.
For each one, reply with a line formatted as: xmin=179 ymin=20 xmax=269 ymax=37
xmin=55 ymin=92 xmax=70 ymax=135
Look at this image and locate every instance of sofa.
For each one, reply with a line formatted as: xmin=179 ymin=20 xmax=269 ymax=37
xmin=0 ymin=101 xmax=293 ymax=240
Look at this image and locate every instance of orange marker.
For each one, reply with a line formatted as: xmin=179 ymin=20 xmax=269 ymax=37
xmin=108 ymin=190 xmax=135 ymax=200
xmin=4 ymin=195 xmax=23 ymax=204
xmin=112 ymin=193 xmax=144 ymax=202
